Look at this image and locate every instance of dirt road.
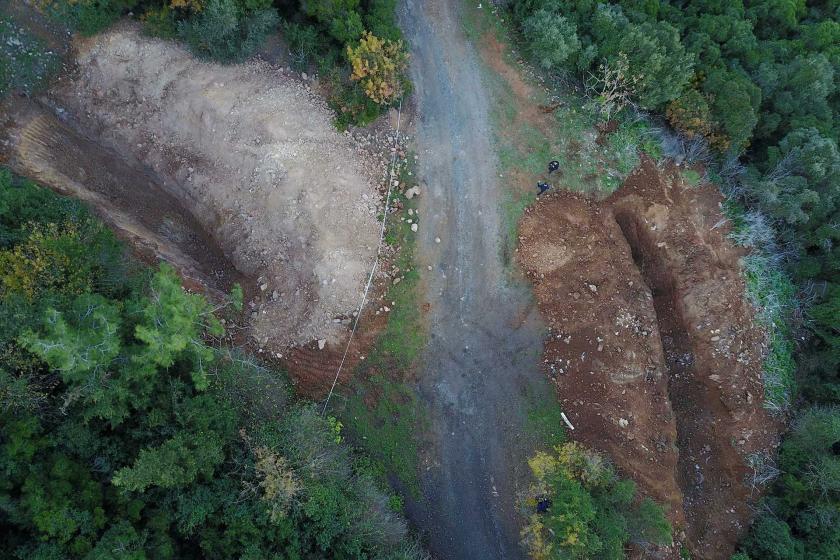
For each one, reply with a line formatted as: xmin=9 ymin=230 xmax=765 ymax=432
xmin=400 ymin=1 xmax=555 ymax=558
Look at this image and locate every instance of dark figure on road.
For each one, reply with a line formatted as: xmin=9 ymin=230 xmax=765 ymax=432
xmin=548 ymin=160 xmax=560 ymax=174
xmin=537 ymin=181 xmax=551 ymax=196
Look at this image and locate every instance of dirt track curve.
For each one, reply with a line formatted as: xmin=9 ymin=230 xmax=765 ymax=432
xmin=400 ymin=1 xmax=556 ymax=558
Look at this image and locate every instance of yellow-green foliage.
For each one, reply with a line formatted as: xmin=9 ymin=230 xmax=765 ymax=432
xmin=169 ymin=0 xmax=204 ymax=10
xmin=254 ymin=446 xmax=301 ymax=522
xmin=347 ymin=32 xmax=408 ymax=105
xmin=522 ymin=443 xmax=672 ymax=560
xmin=0 ymin=222 xmax=89 ymax=300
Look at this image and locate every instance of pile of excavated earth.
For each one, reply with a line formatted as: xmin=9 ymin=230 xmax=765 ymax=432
xmin=518 ymin=157 xmax=780 ymax=559
xmin=1 ymin=24 xmax=405 ymax=352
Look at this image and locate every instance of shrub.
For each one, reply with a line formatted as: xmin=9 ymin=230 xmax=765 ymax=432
xmin=300 ymin=0 xmax=364 ymax=43
xmin=282 ymin=21 xmax=322 ymax=71
xmin=364 ymin=0 xmax=402 ymax=42
xmin=142 ymin=4 xmax=178 ymax=38
xmin=585 ymin=53 xmax=642 ymax=120
xmin=667 ymin=88 xmax=715 ymax=140
xmin=702 ymin=67 xmax=761 ymax=153
xmin=347 ymin=32 xmax=408 ymax=105
xmin=614 ymin=20 xmax=694 ymax=109
xmin=40 ymin=0 xmax=141 ymax=35
xmin=742 ymin=515 xmax=804 ymax=560
xmin=521 ymin=9 xmax=581 ymax=71
xmin=522 ymin=443 xmax=671 ymax=559
xmin=178 ymin=0 xmax=279 ymax=62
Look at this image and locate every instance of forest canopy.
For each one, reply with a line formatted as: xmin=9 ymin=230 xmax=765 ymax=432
xmin=0 ymin=170 xmax=427 ymax=560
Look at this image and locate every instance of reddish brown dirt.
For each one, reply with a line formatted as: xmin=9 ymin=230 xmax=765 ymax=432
xmin=518 ymin=157 xmax=780 ymax=559
xmin=279 ymin=306 xmax=388 ymax=399
xmin=482 ymin=32 xmax=546 ymax=133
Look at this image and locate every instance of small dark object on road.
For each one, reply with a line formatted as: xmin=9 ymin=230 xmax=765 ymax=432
xmin=548 ymin=160 xmax=560 ymax=174
xmin=537 ymin=182 xmax=551 ymax=196
xmin=536 ymin=497 xmax=552 ymax=513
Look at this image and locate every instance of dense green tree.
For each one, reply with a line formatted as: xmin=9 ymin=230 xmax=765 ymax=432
xmin=521 ymin=9 xmax=581 ymax=71
xmin=747 ymin=0 xmax=807 ymax=36
xmin=702 ymin=67 xmax=761 ymax=152
xmin=742 ymin=516 xmax=804 ymax=560
xmin=754 ymin=54 xmax=835 ymax=144
xmin=300 ymin=0 xmax=364 ymax=43
xmin=178 ymin=0 xmax=279 ymax=61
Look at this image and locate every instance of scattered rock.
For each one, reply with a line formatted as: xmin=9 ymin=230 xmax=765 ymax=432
xmin=317 ymin=339 xmax=326 ymax=350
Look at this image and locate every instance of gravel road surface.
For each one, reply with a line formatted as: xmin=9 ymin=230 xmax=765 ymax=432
xmin=400 ymin=1 xmax=555 ymax=558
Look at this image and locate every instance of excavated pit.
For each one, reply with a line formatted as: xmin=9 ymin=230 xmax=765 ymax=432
xmin=518 ymin=158 xmax=781 ymax=560
xmin=614 ymin=208 xmax=730 ymax=549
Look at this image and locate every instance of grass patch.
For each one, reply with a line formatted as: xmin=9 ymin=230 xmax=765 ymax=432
xmin=723 ymin=199 xmax=797 ymax=411
xmin=0 ymin=16 xmax=60 ymax=98
xmin=339 ymin=153 xmax=428 ymax=496
xmin=344 ymin=375 xmax=425 ymax=495
xmin=500 ymin=187 xmax=535 ymax=266
xmin=525 ymin=383 xmax=567 ymax=448
xmin=683 ymin=169 xmax=702 ymax=187
xmin=365 ymin=160 xmax=425 ymax=371
xmin=460 ymin=0 xmax=649 ymax=248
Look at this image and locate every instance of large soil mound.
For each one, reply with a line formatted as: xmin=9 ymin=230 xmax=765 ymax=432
xmin=2 ymin=26 xmax=381 ymax=348
xmin=518 ymin=158 xmax=779 ymax=559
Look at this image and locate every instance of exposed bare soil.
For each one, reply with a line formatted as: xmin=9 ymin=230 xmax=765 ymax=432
xmin=518 ymin=157 xmax=780 ymax=559
xmin=1 ymin=25 xmax=393 ymax=350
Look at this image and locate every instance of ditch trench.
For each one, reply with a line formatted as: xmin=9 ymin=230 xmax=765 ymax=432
xmin=613 ymin=208 xmax=734 ymax=555
xmin=0 ymin=96 xmax=244 ymax=297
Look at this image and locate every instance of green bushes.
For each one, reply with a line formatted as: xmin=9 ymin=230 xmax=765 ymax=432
xmin=521 ymin=443 xmax=671 ymax=559
xmin=178 ymin=0 xmax=278 ymax=62
xmin=0 ymin=170 xmax=427 ymax=559
xmin=41 ymin=0 xmax=142 ymax=36
xmin=521 ymin=10 xmax=581 ymax=71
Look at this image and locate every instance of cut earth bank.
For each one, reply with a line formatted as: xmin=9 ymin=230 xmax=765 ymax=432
xmin=1 ymin=24 xmax=399 ymax=355
xmin=518 ymin=157 xmax=780 ymax=559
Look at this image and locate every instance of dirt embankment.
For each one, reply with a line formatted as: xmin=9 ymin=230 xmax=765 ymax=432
xmin=518 ymin=158 xmax=779 ymax=559
xmin=1 ymin=25 xmax=388 ymax=350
